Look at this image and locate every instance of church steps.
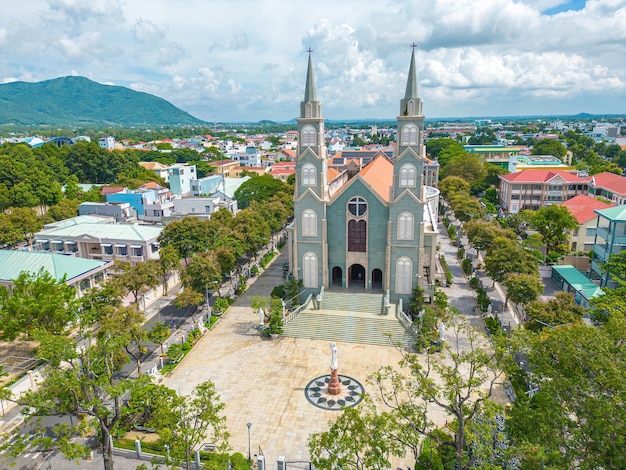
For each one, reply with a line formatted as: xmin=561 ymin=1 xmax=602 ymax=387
xmin=283 ymin=311 xmax=415 ymax=349
xmin=320 ymin=291 xmax=384 ymax=315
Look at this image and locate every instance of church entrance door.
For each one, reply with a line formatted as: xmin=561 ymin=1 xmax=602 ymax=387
xmin=331 ymin=267 xmax=343 ymax=287
xmin=371 ymin=269 xmax=383 ymax=291
xmin=348 ymin=264 xmax=366 ymax=289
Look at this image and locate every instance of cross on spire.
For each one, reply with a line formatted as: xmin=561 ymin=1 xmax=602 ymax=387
xmin=410 ymin=42 xmax=417 ymax=51
xmin=307 ymin=47 xmax=313 ymax=56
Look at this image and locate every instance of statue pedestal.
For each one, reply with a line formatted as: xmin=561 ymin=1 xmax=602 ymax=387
xmin=327 ymin=368 xmax=341 ymax=395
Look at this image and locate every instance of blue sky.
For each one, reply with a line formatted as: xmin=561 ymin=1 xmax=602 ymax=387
xmin=1 ymin=0 xmax=625 ymax=122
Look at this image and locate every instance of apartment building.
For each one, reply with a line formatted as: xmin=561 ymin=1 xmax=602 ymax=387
xmin=589 ymin=171 xmax=626 ymax=205
xmin=498 ymin=169 xmax=590 ymax=214
xmin=589 ymin=205 xmax=626 ymax=288
xmin=560 ymin=194 xmax=612 ymax=252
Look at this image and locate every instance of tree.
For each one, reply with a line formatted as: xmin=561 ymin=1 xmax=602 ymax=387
xmin=231 ymin=207 xmax=271 ymax=260
xmin=368 ymin=315 xmax=505 ymax=469
xmin=158 ymin=216 xmax=210 ymax=264
xmin=158 ymin=244 xmax=181 ymax=295
xmin=508 ymin=317 xmax=626 ymax=468
xmin=425 ymin=138 xmax=463 ymax=160
xmin=47 ymin=198 xmax=80 ymax=220
xmin=448 ymin=194 xmax=484 ymax=222
xmin=502 ymin=272 xmax=544 ymax=307
xmin=439 ymin=176 xmax=469 ymax=200
xmin=1 ymin=328 xmax=146 ymax=470
xmin=181 ymin=252 xmax=221 ymax=296
xmin=465 ymin=220 xmax=515 ymax=252
xmin=531 ymin=139 xmax=567 ymax=159
xmin=524 ymin=292 xmax=585 ymax=331
xmin=148 ymin=321 xmax=171 ymax=355
xmin=407 ymin=285 xmax=426 ymax=315
xmin=530 ymin=205 xmax=578 ymax=260
xmin=308 ymin=401 xmax=405 ymax=470
xmin=100 ymin=306 xmax=148 ymax=376
xmin=114 ymin=260 xmax=161 ymax=310
xmin=0 ymin=269 xmax=78 ymax=340
xmin=143 ymin=381 xmax=230 ymax=470
xmin=484 ymin=238 xmax=538 ymax=286
xmin=233 ymin=174 xmax=286 ymax=209
xmin=441 ymin=153 xmax=487 ymax=183
xmin=7 ymin=207 xmax=43 ymax=248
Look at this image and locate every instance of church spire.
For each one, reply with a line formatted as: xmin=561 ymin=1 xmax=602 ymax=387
xmin=404 ymin=43 xmax=419 ymax=100
xmin=304 ymin=48 xmax=317 ymax=103
xmin=399 ymin=43 xmax=423 ymax=117
xmin=300 ymin=48 xmax=322 ymax=119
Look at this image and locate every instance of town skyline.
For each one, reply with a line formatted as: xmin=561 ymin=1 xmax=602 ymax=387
xmin=2 ymin=0 xmax=625 ymax=122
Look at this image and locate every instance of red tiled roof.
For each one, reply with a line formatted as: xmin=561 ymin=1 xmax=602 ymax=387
xmin=591 ymin=172 xmax=626 ymax=195
xmin=269 ymin=169 xmax=295 ymax=175
xmin=359 ymin=155 xmax=393 ymax=203
xmin=101 ymin=186 xmax=125 ymax=195
xmin=501 ymin=169 xmax=589 ymax=183
xmin=560 ymin=194 xmax=612 ymax=224
xmin=272 ymin=161 xmax=295 ymax=168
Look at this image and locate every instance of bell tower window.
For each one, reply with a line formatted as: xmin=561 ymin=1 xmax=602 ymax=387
xmin=301 ymin=125 xmax=317 ymax=146
xmin=302 ymin=164 xmax=316 ymax=186
xmin=399 ymin=164 xmax=416 ymax=187
xmin=401 ymin=124 xmax=418 ymax=145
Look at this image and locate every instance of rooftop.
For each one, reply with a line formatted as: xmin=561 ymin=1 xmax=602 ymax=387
xmin=0 ymin=250 xmax=108 ymax=283
xmin=591 ymin=171 xmax=626 ymax=195
xmin=561 ymin=194 xmax=612 ymax=224
xmin=38 ymin=223 xmax=163 ymax=242
xmin=552 ymin=265 xmax=603 ymax=301
xmin=594 ymin=204 xmax=626 ymax=221
xmin=359 ymin=154 xmax=393 ymax=203
xmin=500 ymin=169 xmax=589 ymax=183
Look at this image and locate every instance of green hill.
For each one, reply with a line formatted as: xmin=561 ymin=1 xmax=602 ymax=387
xmin=0 ymin=76 xmax=207 ymax=126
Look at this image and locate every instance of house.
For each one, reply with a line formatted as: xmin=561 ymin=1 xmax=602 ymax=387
xmin=211 ymin=159 xmax=240 ymax=176
xmin=498 ymin=169 xmax=590 ymax=214
xmin=0 ymin=250 xmax=111 ymax=297
xmin=32 ymin=221 xmax=163 ymax=265
xmin=589 ymin=172 xmax=626 ymax=205
xmin=98 ymin=136 xmax=115 ymax=150
xmin=139 ymin=162 xmax=170 ymax=182
xmin=288 ymin=50 xmax=441 ymax=304
xmin=167 ymin=163 xmax=197 ymax=196
xmin=79 ymin=202 xmax=137 ymax=222
xmin=560 ymin=195 xmax=612 ymax=252
xmin=589 ymin=205 xmax=626 ymax=288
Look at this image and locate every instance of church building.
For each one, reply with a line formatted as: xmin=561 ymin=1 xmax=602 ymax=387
xmin=287 ymin=49 xmax=440 ymax=305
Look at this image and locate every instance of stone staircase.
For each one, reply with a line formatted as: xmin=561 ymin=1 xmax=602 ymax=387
xmin=319 ymin=290 xmax=384 ymax=314
xmin=284 ymin=291 xmax=416 ymax=349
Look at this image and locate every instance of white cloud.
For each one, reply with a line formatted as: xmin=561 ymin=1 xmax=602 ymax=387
xmin=0 ymin=0 xmax=625 ymax=121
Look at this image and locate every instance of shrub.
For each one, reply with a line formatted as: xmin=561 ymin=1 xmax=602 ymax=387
xmin=213 ymin=297 xmax=229 ymax=313
xmin=476 ymin=287 xmax=490 ymax=311
xmin=235 ymin=284 xmax=246 ymax=296
xmin=271 ymin=285 xmax=285 ymax=299
xmin=461 ymin=258 xmax=473 ymax=276
xmin=457 ymin=247 xmax=465 ymax=259
xmin=447 ymin=225 xmax=457 ymax=239
xmin=250 ymin=265 xmax=259 ymax=276
xmin=469 ymin=276 xmax=479 ymax=289
xmin=484 ymin=316 xmax=504 ymax=336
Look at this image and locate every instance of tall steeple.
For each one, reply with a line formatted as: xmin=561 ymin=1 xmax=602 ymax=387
xmin=400 ymin=44 xmax=423 ymax=117
xmin=300 ymin=48 xmax=322 ymax=119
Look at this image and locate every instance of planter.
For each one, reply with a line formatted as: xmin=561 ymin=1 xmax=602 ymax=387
xmin=270 ymin=333 xmax=279 ymax=339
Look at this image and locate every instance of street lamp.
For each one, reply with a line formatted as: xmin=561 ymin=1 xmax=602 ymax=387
xmin=246 ymin=422 xmax=252 ymax=462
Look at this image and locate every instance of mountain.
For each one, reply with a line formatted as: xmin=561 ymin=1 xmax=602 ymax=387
xmin=0 ymin=76 xmax=207 ymax=126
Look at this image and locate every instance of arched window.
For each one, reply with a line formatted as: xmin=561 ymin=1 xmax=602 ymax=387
xmin=395 ymin=257 xmax=412 ymax=294
xmin=407 ymin=100 xmax=415 ymax=115
xmin=302 ymin=209 xmax=317 ymax=237
xmin=301 ymin=125 xmax=317 ymax=147
xmin=397 ymin=212 xmax=414 ymax=240
xmin=401 ymin=124 xmax=418 ymax=145
xmin=399 ymin=164 xmax=416 ymax=187
xmin=303 ymin=252 xmax=318 ymax=288
xmin=305 ymin=102 xmax=312 ymax=118
xmin=302 ymin=163 xmax=316 ymax=186
xmin=348 ymin=219 xmax=367 ymax=252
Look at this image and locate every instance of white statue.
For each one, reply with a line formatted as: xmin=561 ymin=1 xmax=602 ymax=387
xmin=258 ymin=308 xmax=264 ymax=326
xmin=487 ymin=304 xmax=493 ymax=315
xmin=329 ymin=342 xmax=338 ymax=370
xmin=439 ymin=322 xmax=446 ymax=342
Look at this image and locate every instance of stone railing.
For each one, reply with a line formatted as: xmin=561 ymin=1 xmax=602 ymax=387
xmin=283 ymin=294 xmax=312 ymax=324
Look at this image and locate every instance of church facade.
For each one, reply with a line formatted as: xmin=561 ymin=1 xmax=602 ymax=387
xmin=287 ymin=50 xmax=440 ymax=305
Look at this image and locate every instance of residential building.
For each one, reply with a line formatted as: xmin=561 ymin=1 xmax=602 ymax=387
xmin=288 ymin=50 xmax=440 ymax=304
xmin=0 ymin=250 xmax=111 ymax=297
xmin=560 ymin=194 xmax=612 ymax=252
xmin=139 ymin=161 xmax=170 ymax=182
xmin=98 ymin=136 xmax=115 ymax=149
xmin=498 ymin=169 xmax=590 ymax=214
xmin=589 ymin=171 xmax=626 ymax=205
xmin=167 ymin=163 xmax=197 ymax=196
xmin=211 ymin=159 xmax=240 ymax=176
xmin=33 ymin=221 xmax=162 ymax=265
xmin=79 ymin=202 xmax=137 ymax=222
xmin=589 ymin=205 xmax=626 ymax=288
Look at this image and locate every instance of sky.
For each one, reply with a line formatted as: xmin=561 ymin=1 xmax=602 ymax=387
xmin=1 ymin=0 xmax=625 ymax=123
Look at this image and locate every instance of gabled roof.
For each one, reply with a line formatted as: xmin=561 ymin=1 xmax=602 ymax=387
xmin=0 ymin=250 xmax=108 ymax=283
xmin=139 ymin=161 xmax=168 ymax=170
xmin=500 ymin=169 xmax=589 ymax=183
xmin=101 ymin=186 xmax=125 ymax=195
xmin=327 ymin=168 xmax=341 ymax=181
xmin=591 ymin=172 xmax=626 ymax=195
xmin=561 ymin=194 xmax=611 ymax=224
xmin=140 ymin=181 xmax=165 ymax=190
xmin=359 ymin=155 xmax=393 ymax=203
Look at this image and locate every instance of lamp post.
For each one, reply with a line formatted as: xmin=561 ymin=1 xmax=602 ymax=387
xmin=246 ymin=422 xmax=252 ymax=462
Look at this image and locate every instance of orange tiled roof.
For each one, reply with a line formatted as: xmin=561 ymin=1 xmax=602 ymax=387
xmin=328 ymin=168 xmax=340 ymax=181
xmin=101 ymin=186 xmax=125 ymax=195
xmin=359 ymin=155 xmax=393 ymax=203
xmin=561 ymin=194 xmax=612 ymax=224
xmin=501 ymin=169 xmax=589 ymax=183
xmin=591 ymin=172 xmax=626 ymax=195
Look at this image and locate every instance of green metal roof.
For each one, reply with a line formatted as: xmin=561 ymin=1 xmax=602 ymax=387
xmin=552 ymin=265 xmax=604 ymax=300
xmin=39 ymin=223 xmax=162 ymax=242
xmin=0 ymin=250 xmax=107 ymax=283
xmin=594 ymin=204 xmax=626 ymax=222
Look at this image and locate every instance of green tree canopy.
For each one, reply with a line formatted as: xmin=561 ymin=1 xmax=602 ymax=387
xmin=530 ymin=205 xmax=578 ymax=259
xmin=233 ymin=174 xmax=287 ymax=209
xmin=531 ymin=139 xmax=567 ymax=159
